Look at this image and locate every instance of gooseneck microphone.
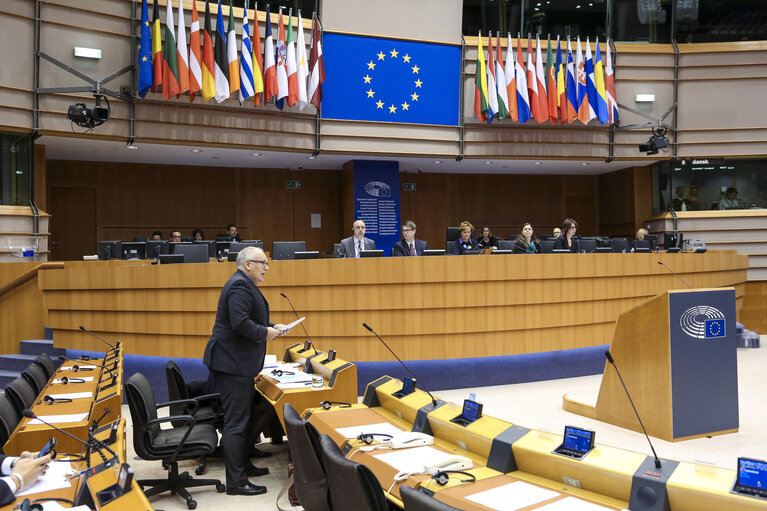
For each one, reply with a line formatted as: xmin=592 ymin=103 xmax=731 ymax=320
xmin=280 ymin=293 xmax=319 ymax=356
xmin=362 ymin=323 xmax=438 ymax=407
xmin=604 ymin=351 xmax=662 ymax=469
xmin=657 ymin=261 xmax=691 ymax=289
xmin=79 ymin=326 xmax=120 ymax=355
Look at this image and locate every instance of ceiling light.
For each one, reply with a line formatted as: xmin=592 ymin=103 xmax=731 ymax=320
xmin=580 ymin=163 xmax=590 ymax=166
xmin=307 ymin=155 xmax=316 ymax=160
xmin=251 ymin=152 xmax=261 ymax=157
xmin=534 ymin=161 xmax=542 ymax=165
xmin=126 ymin=144 xmax=139 ymax=150
xmin=635 ymin=94 xmax=655 ymax=103
xmin=191 ymin=148 xmax=202 ymax=153
xmin=433 ymin=160 xmax=441 ymax=164
xmin=74 ymin=47 xmax=101 ymax=59
xmin=484 ymin=161 xmax=493 ymax=165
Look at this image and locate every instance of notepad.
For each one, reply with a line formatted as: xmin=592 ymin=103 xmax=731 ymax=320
xmin=465 ymin=481 xmax=559 ymax=511
xmin=16 ymin=460 xmax=78 ymax=496
xmin=535 ymin=497 xmax=614 ymax=511
xmin=52 ymin=376 xmax=94 ymax=384
xmin=336 ymin=423 xmax=404 ymax=439
xmin=28 ymin=413 xmax=89 ymax=425
xmin=374 ymin=445 xmax=462 ymax=473
xmin=47 ymin=392 xmax=93 ymax=400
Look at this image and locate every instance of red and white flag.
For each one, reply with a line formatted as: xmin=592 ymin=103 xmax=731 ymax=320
xmin=188 ymin=0 xmax=202 ymax=102
xmin=308 ymin=13 xmax=325 ymax=108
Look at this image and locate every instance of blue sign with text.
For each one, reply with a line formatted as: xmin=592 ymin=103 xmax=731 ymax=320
xmin=352 ymin=161 xmax=400 ymax=256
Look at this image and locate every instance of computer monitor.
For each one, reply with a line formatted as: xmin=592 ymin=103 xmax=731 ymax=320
xmin=644 ymin=234 xmax=658 ymax=251
xmin=491 ymin=249 xmax=513 ymax=255
xmin=422 ymin=249 xmax=445 ymax=256
xmin=631 ymin=240 xmax=651 ymax=253
xmin=172 ymin=244 xmax=210 ymax=263
xmin=360 ymin=250 xmax=383 ymax=258
xmin=732 ymin=457 xmax=767 ymax=498
xmin=575 ymin=238 xmax=597 ymax=254
xmin=159 ymin=254 xmax=184 ymax=264
xmin=664 ymin=232 xmax=683 ymax=249
xmin=294 ymin=251 xmax=319 ymax=260
xmin=98 ymin=241 xmax=122 ymax=260
xmin=121 ymin=242 xmax=145 ymax=260
xmin=144 ymin=240 xmax=169 ymax=259
xmin=229 ymin=241 xmax=263 ymax=255
xmin=216 ymin=241 xmax=231 ymax=259
xmin=193 ymin=240 xmax=217 ymax=259
xmin=227 ymin=252 xmax=238 ymax=262
xmin=169 ymin=242 xmax=192 ymax=254
xmin=272 ymin=241 xmax=307 ymax=260
xmin=180 ymin=237 xmax=194 ymax=243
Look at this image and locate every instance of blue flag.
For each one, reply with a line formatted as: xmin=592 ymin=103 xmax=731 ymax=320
xmin=137 ymin=0 xmax=153 ymax=98
xmin=320 ymin=33 xmax=461 ymax=126
xmin=705 ymin=319 xmax=725 ymax=339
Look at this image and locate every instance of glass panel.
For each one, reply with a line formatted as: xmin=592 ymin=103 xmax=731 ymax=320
xmin=0 ymin=133 xmax=32 ymax=206
xmin=675 ymin=0 xmax=767 ymax=43
xmin=463 ymin=0 xmax=523 ymax=38
xmin=521 ymin=0 xmax=606 ymax=39
xmin=612 ymin=0 xmax=671 ymax=42
xmin=667 ymin=158 xmax=765 ymax=212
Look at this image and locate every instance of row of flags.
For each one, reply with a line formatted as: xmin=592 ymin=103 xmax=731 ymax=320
xmin=137 ymin=0 xmax=326 ymax=109
xmin=475 ymin=33 xmax=619 ymax=126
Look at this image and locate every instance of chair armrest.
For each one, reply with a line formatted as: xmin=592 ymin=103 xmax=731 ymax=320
xmin=156 ymin=398 xmax=200 ymax=416
xmin=191 ymin=393 xmax=221 ymax=406
xmin=145 ymin=414 xmax=200 ymax=464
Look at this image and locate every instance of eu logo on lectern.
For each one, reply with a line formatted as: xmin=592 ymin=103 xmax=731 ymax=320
xmin=705 ymin=318 xmax=725 ymax=339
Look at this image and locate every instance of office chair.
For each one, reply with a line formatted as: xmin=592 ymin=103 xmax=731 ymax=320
xmin=319 ymin=433 xmax=388 ymax=511
xmin=400 ymin=486 xmax=463 ymax=511
xmin=165 ymin=361 xmax=223 ymax=474
xmin=33 ymin=353 xmax=57 ymax=381
xmin=4 ymin=377 xmax=36 ymax=417
xmin=445 ymin=227 xmax=460 ymax=251
xmin=283 ymin=403 xmax=331 ymax=511
xmin=611 ymin=238 xmax=629 ymax=253
xmin=125 ymin=373 xmax=224 ymax=510
xmin=21 ymin=363 xmax=49 ymax=397
xmin=0 ymin=395 xmax=21 ymax=450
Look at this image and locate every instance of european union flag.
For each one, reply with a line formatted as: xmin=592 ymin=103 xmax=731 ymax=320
xmin=705 ymin=318 xmax=725 ymax=339
xmin=137 ymin=0 xmax=153 ymax=98
xmin=320 ymin=33 xmax=461 ymax=126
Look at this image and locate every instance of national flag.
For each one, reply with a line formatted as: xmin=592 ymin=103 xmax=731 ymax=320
xmin=515 ymin=34 xmax=531 ymax=124
xmin=585 ymin=37 xmax=598 ymax=123
xmin=162 ymin=0 xmax=180 ymax=99
xmin=526 ymin=35 xmax=541 ymax=123
xmin=227 ymin=0 xmax=240 ymax=97
xmin=239 ymin=4 xmax=255 ymax=103
xmin=251 ymin=3 xmax=264 ymax=106
xmin=176 ymin=0 xmax=190 ymax=97
xmin=546 ymin=35 xmax=558 ymax=124
xmin=565 ymin=38 xmax=577 ymax=124
xmin=188 ymin=0 xmax=203 ymax=102
xmin=151 ymin=0 xmax=162 ymax=92
xmin=201 ymin=0 xmax=216 ymax=101
xmin=285 ymin=9 xmax=299 ymax=106
xmin=296 ymin=10 xmax=309 ymax=110
xmin=594 ymin=38 xmax=609 ymax=125
xmin=535 ymin=35 xmax=548 ymax=123
xmin=605 ymin=40 xmax=619 ymax=124
xmin=505 ymin=34 xmax=518 ymax=122
xmin=213 ymin=0 xmax=230 ymax=102
xmin=137 ymin=0 xmax=152 ymax=98
xmin=275 ymin=9 xmax=289 ymax=109
xmin=556 ymin=36 xmax=566 ymax=125
xmin=263 ymin=6 xmax=277 ymax=102
xmin=473 ymin=31 xmax=488 ymax=123
xmin=307 ymin=12 xmax=325 ymax=108
xmin=576 ymin=37 xmax=590 ymax=124
xmin=485 ymin=32 xmax=498 ymax=124
xmin=495 ymin=34 xmax=509 ymax=121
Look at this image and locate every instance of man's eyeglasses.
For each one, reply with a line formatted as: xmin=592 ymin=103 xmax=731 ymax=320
xmin=248 ymin=259 xmax=269 ymax=266
xmin=402 ymin=228 xmax=414 ymax=233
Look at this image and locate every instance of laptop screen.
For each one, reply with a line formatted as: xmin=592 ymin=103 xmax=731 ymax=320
xmin=563 ymin=426 xmax=594 ymax=453
xmin=737 ymin=458 xmax=767 ymax=489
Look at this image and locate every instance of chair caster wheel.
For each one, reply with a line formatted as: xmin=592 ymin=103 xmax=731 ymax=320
xmin=216 ymin=483 xmax=226 ymax=493
xmin=195 ymin=466 xmax=205 ymax=475
xmin=187 ymin=499 xmax=197 ymax=509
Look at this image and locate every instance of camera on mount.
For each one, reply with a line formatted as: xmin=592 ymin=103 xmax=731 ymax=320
xmin=67 ymin=94 xmax=110 ymax=130
xmin=638 ymin=127 xmax=669 ymax=155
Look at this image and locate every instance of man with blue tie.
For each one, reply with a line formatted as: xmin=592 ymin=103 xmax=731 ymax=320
xmin=337 ymin=220 xmax=376 ymax=258
xmin=393 ymin=220 xmax=428 ymax=256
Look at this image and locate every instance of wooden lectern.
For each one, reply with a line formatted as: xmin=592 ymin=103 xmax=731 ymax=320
xmin=564 ymin=288 xmax=739 ymax=442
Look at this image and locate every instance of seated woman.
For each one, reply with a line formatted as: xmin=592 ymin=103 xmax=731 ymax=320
xmin=553 ymin=218 xmax=578 ymax=252
xmin=0 ymin=451 xmax=53 ymax=506
xmin=450 ymin=221 xmax=479 ymax=255
xmin=636 ymin=228 xmax=648 ymax=241
xmin=192 ymin=228 xmax=205 ymax=241
xmin=476 ymin=226 xmax=498 ymax=250
xmin=514 ymin=223 xmax=540 ymax=254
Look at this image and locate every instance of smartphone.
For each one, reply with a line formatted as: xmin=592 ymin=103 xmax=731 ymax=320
xmin=38 ymin=437 xmax=56 ymax=458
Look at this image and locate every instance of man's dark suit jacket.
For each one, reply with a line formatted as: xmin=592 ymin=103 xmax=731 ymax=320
xmin=392 ymin=238 xmax=428 ymax=256
xmin=336 ymin=236 xmax=376 ymax=258
xmin=0 ymin=456 xmax=15 ymax=506
xmin=203 ymin=270 xmax=274 ymax=378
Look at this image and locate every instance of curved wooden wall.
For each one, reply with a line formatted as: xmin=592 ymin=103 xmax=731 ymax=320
xmin=39 ymin=252 xmax=748 ymax=361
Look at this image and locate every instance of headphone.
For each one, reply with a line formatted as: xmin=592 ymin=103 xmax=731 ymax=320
xmin=431 ymin=470 xmax=476 ymax=486
xmin=78 ymin=355 xmax=91 ymax=361
xmin=356 ymin=432 xmax=393 ymax=445
xmin=43 ymin=395 xmax=73 ymax=405
xmin=320 ymin=400 xmax=351 ymax=410
xmin=271 ymin=369 xmax=295 ymax=377
xmin=16 ymin=498 xmax=73 ymax=511
xmin=72 ymin=365 xmax=94 ymax=372
xmin=58 ymin=376 xmax=85 ymax=384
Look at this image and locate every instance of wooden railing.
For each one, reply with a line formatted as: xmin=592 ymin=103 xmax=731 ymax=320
xmin=0 ymin=262 xmax=64 ymax=300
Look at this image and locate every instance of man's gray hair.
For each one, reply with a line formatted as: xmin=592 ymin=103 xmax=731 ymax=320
xmin=236 ymin=246 xmax=262 ymax=270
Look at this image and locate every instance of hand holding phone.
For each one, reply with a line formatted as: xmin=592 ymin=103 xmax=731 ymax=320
xmin=37 ymin=438 xmax=56 ymax=458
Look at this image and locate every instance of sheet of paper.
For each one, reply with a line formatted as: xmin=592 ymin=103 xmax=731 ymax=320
xmin=263 ymin=354 xmax=278 ymax=368
xmin=535 ymin=497 xmax=615 ymax=511
xmin=336 ymin=422 xmax=405 ymax=439
xmin=281 ymin=316 xmax=305 ymax=331
xmin=47 ymin=392 xmax=93 ymax=400
xmin=52 ymin=376 xmax=94 ymax=384
xmin=465 ymin=481 xmax=559 ymax=511
xmin=373 ymin=445 xmax=462 ymax=473
xmin=276 ymin=381 xmax=317 ymax=389
xmin=16 ymin=459 xmax=77 ymax=496
xmin=42 ymin=502 xmax=91 ymax=511
xmin=28 ymin=413 xmax=89 ymax=425
xmin=59 ymin=365 xmax=97 ymax=371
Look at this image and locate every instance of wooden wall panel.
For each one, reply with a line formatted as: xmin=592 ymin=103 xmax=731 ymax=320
xmin=0 ymin=263 xmax=51 ymax=354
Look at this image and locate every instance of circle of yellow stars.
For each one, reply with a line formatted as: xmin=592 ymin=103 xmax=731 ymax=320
xmin=362 ymin=48 xmax=423 ymax=115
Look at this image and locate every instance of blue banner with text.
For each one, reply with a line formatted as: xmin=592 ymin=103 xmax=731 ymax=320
xmin=352 ymin=161 xmax=400 ymax=257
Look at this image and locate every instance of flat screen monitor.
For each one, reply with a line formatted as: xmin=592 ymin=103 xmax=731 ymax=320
xmin=664 ymin=232 xmax=683 ymax=248
xmin=595 ymin=246 xmax=612 ymax=253
xmin=553 ymin=248 xmax=571 ymax=254
xmin=227 ymin=252 xmax=238 ymax=262
xmin=360 ymin=250 xmax=383 ymax=258
xmin=193 ymin=240 xmax=217 ymax=259
xmin=272 ymin=241 xmax=307 ymax=260
xmin=644 ymin=234 xmax=658 ymax=250
xmin=216 ymin=241 xmax=231 ymax=259
xmin=145 ymin=240 xmax=169 ymax=259
xmin=98 ymin=241 xmax=122 ymax=260
xmin=562 ymin=426 xmax=595 ymax=454
xmin=463 ymin=250 xmax=481 ymax=255
xmin=159 ymin=254 xmax=184 ymax=264
xmin=497 ymin=240 xmax=515 ymax=251
xmin=631 ymin=240 xmax=651 ymax=253
xmin=121 ymin=242 xmax=145 ymax=260
xmin=229 ymin=241 xmax=263 ymax=255
xmin=294 ymin=251 xmax=319 ymax=260
xmin=180 ymin=237 xmax=194 ymax=243
xmin=422 ymin=249 xmax=445 ymax=256
xmin=172 ymin=244 xmax=209 ymax=263
xmin=169 ymin=242 xmax=192 ymax=254
xmin=733 ymin=457 xmax=767 ymax=497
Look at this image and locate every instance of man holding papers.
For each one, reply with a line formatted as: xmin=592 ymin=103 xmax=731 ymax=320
xmin=0 ymin=451 xmax=53 ymax=505
xmin=203 ymin=246 xmax=291 ymax=496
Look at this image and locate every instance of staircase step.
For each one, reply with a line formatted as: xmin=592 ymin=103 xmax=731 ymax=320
xmin=19 ymin=339 xmax=66 ymax=357
xmin=0 ymin=354 xmax=39 ymax=372
xmin=0 ymin=370 xmax=21 ymax=389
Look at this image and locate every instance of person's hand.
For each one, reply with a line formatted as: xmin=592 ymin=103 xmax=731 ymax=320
xmin=273 ymin=324 xmax=291 ymax=336
xmin=266 ymin=327 xmax=282 ymax=341
xmin=12 ymin=453 xmax=52 ymax=490
xmin=18 ymin=451 xmax=35 ymax=460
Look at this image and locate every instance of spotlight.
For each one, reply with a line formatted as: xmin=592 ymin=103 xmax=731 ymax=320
xmin=638 ymin=127 xmax=669 ymax=155
xmin=67 ymin=94 xmax=110 ymax=130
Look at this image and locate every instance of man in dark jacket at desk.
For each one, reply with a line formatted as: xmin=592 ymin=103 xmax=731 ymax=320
xmin=203 ymin=246 xmax=290 ymax=496
xmin=0 ymin=451 xmax=53 ymax=506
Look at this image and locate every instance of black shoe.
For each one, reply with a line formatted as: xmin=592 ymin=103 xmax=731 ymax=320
xmin=249 ymin=446 xmax=272 ymax=458
xmin=226 ymin=482 xmax=267 ymax=496
xmin=245 ymin=464 xmax=269 ymax=477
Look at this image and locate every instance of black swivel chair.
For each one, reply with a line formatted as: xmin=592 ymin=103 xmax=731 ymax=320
xmin=0 ymin=395 xmax=21 ymax=450
xmin=125 ymin=373 xmax=224 ymax=509
xmin=4 ymin=377 xmax=36 ymax=417
xmin=632 ymin=239 xmax=652 ymax=253
xmin=318 ymin=434 xmax=388 ymax=511
xmin=400 ymin=486 xmax=463 ymax=511
xmin=283 ymin=403 xmax=331 ymax=511
xmin=34 ymin=353 xmax=58 ymax=381
xmin=21 ymin=364 xmax=49 ymax=397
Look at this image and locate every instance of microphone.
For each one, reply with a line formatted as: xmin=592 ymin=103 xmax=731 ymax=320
xmin=657 ymin=261 xmax=691 ymax=289
xmin=603 ymin=351 xmax=662 ymax=469
xmin=362 ymin=323 xmax=438 ymax=407
xmin=79 ymin=326 xmax=120 ymax=356
xmin=70 ymin=362 xmax=118 ymax=389
xmin=22 ymin=410 xmax=117 ymax=467
xmin=281 ymin=293 xmax=319 ymax=356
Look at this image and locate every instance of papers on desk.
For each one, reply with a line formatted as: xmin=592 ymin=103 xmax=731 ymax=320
xmin=536 ymin=497 xmax=615 ymax=511
xmin=47 ymin=392 xmax=93 ymax=400
xmin=59 ymin=365 xmax=97 ymax=371
xmin=374 ymin=445 xmax=462 ymax=473
xmin=336 ymin=423 xmax=404 ymax=440
xmin=16 ymin=459 xmax=77 ymax=497
xmin=41 ymin=503 xmax=90 ymax=511
xmin=263 ymin=354 xmax=279 ymax=369
xmin=28 ymin=413 xmax=89 ymax=425
xmin=52 ymin=376 xmax=94 ymax=384
xmin=260 ymin=363 xmax=314 ymax=389
xmin=465 ymin=481 xmax=559 ymax=511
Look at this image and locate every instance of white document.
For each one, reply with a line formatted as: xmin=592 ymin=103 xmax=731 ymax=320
xmin=277 ymin=381 xmax=319 ymax=389
xmin=42 ymin=503 xmax=91 ymax=511
xmin=373 ymin=445 xmax=464 ymax=473
xmin=336 ymin=423 xmax=405 ymax=439
xmin=47 ymin=392 xmax=93 ymax=400
xmin=535 ymin=497 xmax=615 ymax=511
xmin=16 ymin=460 xmax=77 ymax=496
xmin=466 ymin=481 xmax=559 ymax=511
xmin=281 ymin=317 xmax=305 ymax=332
xmin=52 ymin=376 xmax=94 ymax=384
xmin=263 ymin=354 xmax=278 ymax=368
xmin=28 ymin=413 xmax=89 ymax=425
xmin=59 ymin=365 xmax=97 ymax=371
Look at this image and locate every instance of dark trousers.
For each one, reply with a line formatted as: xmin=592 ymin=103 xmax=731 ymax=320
xmin=211 ymin=371 xmax=256 ymax=487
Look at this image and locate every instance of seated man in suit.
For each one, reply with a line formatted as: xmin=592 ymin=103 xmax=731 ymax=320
xmin=337 ymin=220 xmax=376 ymax=258
xmin=0 ymin=451 xmax=53 ymax=506
xmin=392 ymin=220 xmax=428 ymax=256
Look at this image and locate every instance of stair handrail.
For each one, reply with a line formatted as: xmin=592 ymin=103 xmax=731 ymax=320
xmin=0 ymin=262 xmax=64 ymax=299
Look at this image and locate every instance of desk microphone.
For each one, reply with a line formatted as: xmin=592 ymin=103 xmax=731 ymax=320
xmin=604 ymin=351 xmax=662 ymax=469
xmin=79 ymin=326 xmax=120 ymax=356
xmin=656 ymin=261 xmax=691 ymax=289
xmin=280 ymin=293 xmax=318 ymax=356
xmin=362 ymin=323 xmax=438 ymax=407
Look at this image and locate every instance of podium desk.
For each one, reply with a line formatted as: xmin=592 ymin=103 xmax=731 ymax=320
xmin=667 ymin=462 xmax=767 ymax=511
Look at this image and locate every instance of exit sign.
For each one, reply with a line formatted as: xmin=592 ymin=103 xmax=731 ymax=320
xmin=286 ymin=180 xmax=301 ymax=189
xmin=402 ymin=183 xmax=416 ymax=191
